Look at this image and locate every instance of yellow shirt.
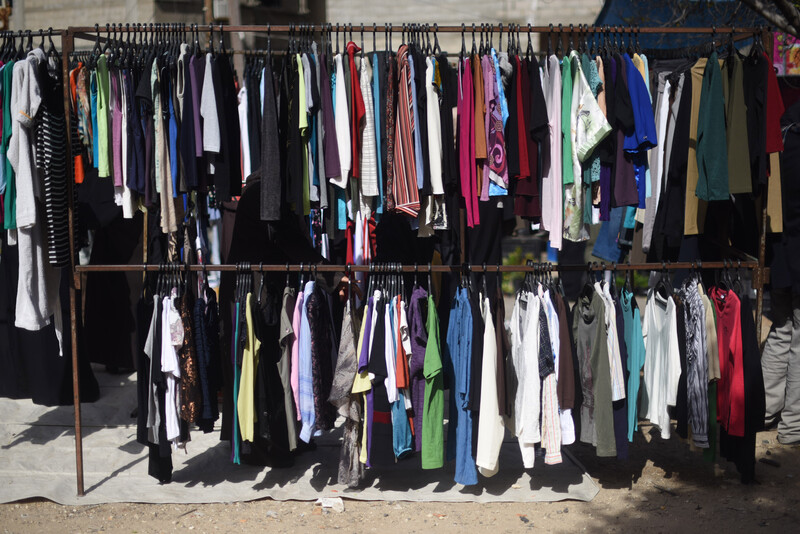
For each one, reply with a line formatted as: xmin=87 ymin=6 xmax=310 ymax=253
xmin=237 ymin=293 xmax=260 ymax=442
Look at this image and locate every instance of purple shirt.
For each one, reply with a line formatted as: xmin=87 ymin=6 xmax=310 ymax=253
xmin=111 ymin=71 xmax=123 ymax=187
xmin=189 ymin=55 xmax=204 ymax=159
xmin=408 ymin=286 xmax=429 ymax=452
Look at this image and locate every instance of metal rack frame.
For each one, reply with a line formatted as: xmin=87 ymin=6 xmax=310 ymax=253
xmin=55 ymin=24 xmax=773 ymax=497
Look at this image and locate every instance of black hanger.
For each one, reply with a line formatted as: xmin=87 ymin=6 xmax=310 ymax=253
xmin=655 ymin=262 xmax=673 ymax=298
xmin=255 ymin=263 xmax=265 ymax=305
xmin=471 ymin=23 xmax=477 ymax=55
xmin=556 ymin=24 xmax=563 ymax=56
xmin=427 ymin=263 xmax=433 ymax=296
xmin=460 ymin=23 xmax=466 ymax=60
xmin=433 ymin=23 xmax=441 ymax=55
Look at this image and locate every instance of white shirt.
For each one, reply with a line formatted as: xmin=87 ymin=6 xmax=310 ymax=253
xmin=642 ymin=288 xmax=681 ymax=439
xmin=237 ymin=86 xmax=251 ymax=179
xmin=331 ymin=53 xmax=351 ymax=188
xmin=542 ymin=55 xmax=563 ymax=250
xmin=507 ymin=290 xmax=541 ymax=468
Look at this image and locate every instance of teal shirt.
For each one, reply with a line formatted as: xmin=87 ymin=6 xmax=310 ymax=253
xmin=696 ymin=51 xmax=729 ymax=201
xmin=2 ymin=60 xmax=15 ymax=229
xmin=621 ymin=289 xmax=646 ymax=441
xmin=561 ymin=56 xmax=574 ymax=186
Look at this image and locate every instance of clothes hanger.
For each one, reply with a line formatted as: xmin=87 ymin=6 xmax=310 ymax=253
xmin=433 ymin=23 xmax=442 ymax=55
xmin=460 ymin=23 xmax=466 ymax=61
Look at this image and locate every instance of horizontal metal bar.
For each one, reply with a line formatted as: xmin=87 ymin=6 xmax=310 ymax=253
xmin=74 ymin=261 xmax=758 ymax=274
xmin=66 ymin=25 xmax=766 ymax=37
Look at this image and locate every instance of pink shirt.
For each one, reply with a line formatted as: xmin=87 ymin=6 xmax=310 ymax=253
xmin=290 ymin=290 xmax=305 ymax=420
xmin=458 ymin=58 xmax=479 ymax=227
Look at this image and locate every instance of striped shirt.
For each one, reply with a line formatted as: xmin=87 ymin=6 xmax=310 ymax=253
xmin=680 ymin=279 xmax=709 ymax=448
xmin=359 ymin=55 xmax=379 ymax=197
xmin=392 ymin=45 xmax=420 ymax=217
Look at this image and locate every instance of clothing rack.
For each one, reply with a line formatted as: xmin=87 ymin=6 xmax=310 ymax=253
xmin=73 ymin=260 xmax=759 ymax=273
xmin=53 ymin=24 xmax=773 ymax=497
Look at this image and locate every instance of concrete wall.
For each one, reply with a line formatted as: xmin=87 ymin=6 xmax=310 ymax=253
xmin=324 ymin=0 xmax=604 ymax=53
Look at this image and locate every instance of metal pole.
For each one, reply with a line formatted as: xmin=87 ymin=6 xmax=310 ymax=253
xmin=61 ymin=29 xmax=84 ymax=497
xmin=756 ymin=29 xmax=775 ymax=345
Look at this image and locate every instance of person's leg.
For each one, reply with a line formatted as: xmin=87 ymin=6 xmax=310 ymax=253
xmin=762 ymin=287 xmax=792 ymax=427
xmin=778 ymin=292 xmax=800 ymax=444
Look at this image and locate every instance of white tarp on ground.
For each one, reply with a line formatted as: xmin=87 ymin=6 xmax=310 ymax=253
xmin=0 ymin=367 xmax=598 ymax=505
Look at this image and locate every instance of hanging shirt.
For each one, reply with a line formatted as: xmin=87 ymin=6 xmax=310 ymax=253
xmin=642 ymin=287 xmax=681 ymax=439
xmin=290 ymin=286 xmax=305 ymax=420
xmin=200 ymin=53 xmax=220 ymax=165
xmin=446 ymin=287 xmax=478 ymax=485
xmin=237 ymin=293 xmax=260 ymax=442
xmin=238 ymin=86 xmax=251 ymax=180
xmin=710 ymin=287 xmax=745 ymax=437
xmin=684 ymin=58 xmax=707 ymax=235
xmin=161 ymin=293 xmax=183 ymax=446
xmin=476 ymin=294 xmax=504 ymax=477
xmin=565 ymin=52 xmax=611 ymax=242
xmin=596 ymin=281 xmax=626 ymax=401
xmin=457 ymin=57 xmax=479 ymax=227
xmin=507 ymin=289 xmax=541 ymax=468
xmin=695 ymin=51 xmax=729 ymax=202
xmin=542 ymin=55 xmax=563 ymax=250
xmin=393 ymin=45 xmax=421 ymax=217
xmin=332 ymin=53 xmax=351 ymax=188
xmin=573 ymin=289 xmax=616 ymax=457
xmin=621 ymin=288 xmax=645 ymax=441
xmin=298 ymin=280 xmax=318 ymax=443
xmin=360 ymin=54 xmax=379 ymax=197
xmin=422 ymin=293 xmax=444 ymax=469
xmin=96 ymin=53 xmax=111 ymax=178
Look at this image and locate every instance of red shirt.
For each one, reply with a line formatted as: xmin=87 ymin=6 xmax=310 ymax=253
xmin=765 ymin=52 xmax=785 ymax=155
xmin=710 ymin=287 xmax=745 ymax=437
xmin=346 ymin=42 xmax=366 ymax=179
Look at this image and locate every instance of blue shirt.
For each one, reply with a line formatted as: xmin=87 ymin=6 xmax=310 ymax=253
xmin=623 ymin=54 xmax=657 ymax=153
xmin=167 ymin=76 xmax=179 ymax=197
xmin=90 ymin=70 xmax=99 ymax=169
xmin=408 ymin=54 xmax=424 ymax=190
xmin=298 ymin=281 xmax=318 ymax=443
xmin=446 ymin=287 xmax=478 ymax=486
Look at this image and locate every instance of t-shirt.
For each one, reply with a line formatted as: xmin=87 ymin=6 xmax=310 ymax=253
xmin=642 ymin=289 xmax=681 ymax=439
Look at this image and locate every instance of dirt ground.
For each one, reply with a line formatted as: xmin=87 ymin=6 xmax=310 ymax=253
xmin=1 ymin=424 xmax=798 ymax=534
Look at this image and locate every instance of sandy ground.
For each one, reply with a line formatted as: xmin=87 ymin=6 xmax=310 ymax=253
xmin=1 ymin=425 xmax=797 ymax=534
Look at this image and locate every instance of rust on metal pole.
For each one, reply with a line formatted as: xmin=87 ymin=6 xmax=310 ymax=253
xmin=61 ymin=29 xmax=85 ymax=497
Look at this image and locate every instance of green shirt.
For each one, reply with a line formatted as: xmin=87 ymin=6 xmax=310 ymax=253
xmin=96 ymin=54 xmax=110 ymax=178
xmin=2 ymin=60 xmax=15 ymax=229
xmin=561 ymin=55 xmax=574 ymax=186
xmin=421 ymin=295 xmax=444 ymax=469
xmin=695 ymin=51 xmax=729 ymax=201
xmin=721 ymin=54 xmax=752 ymax=195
